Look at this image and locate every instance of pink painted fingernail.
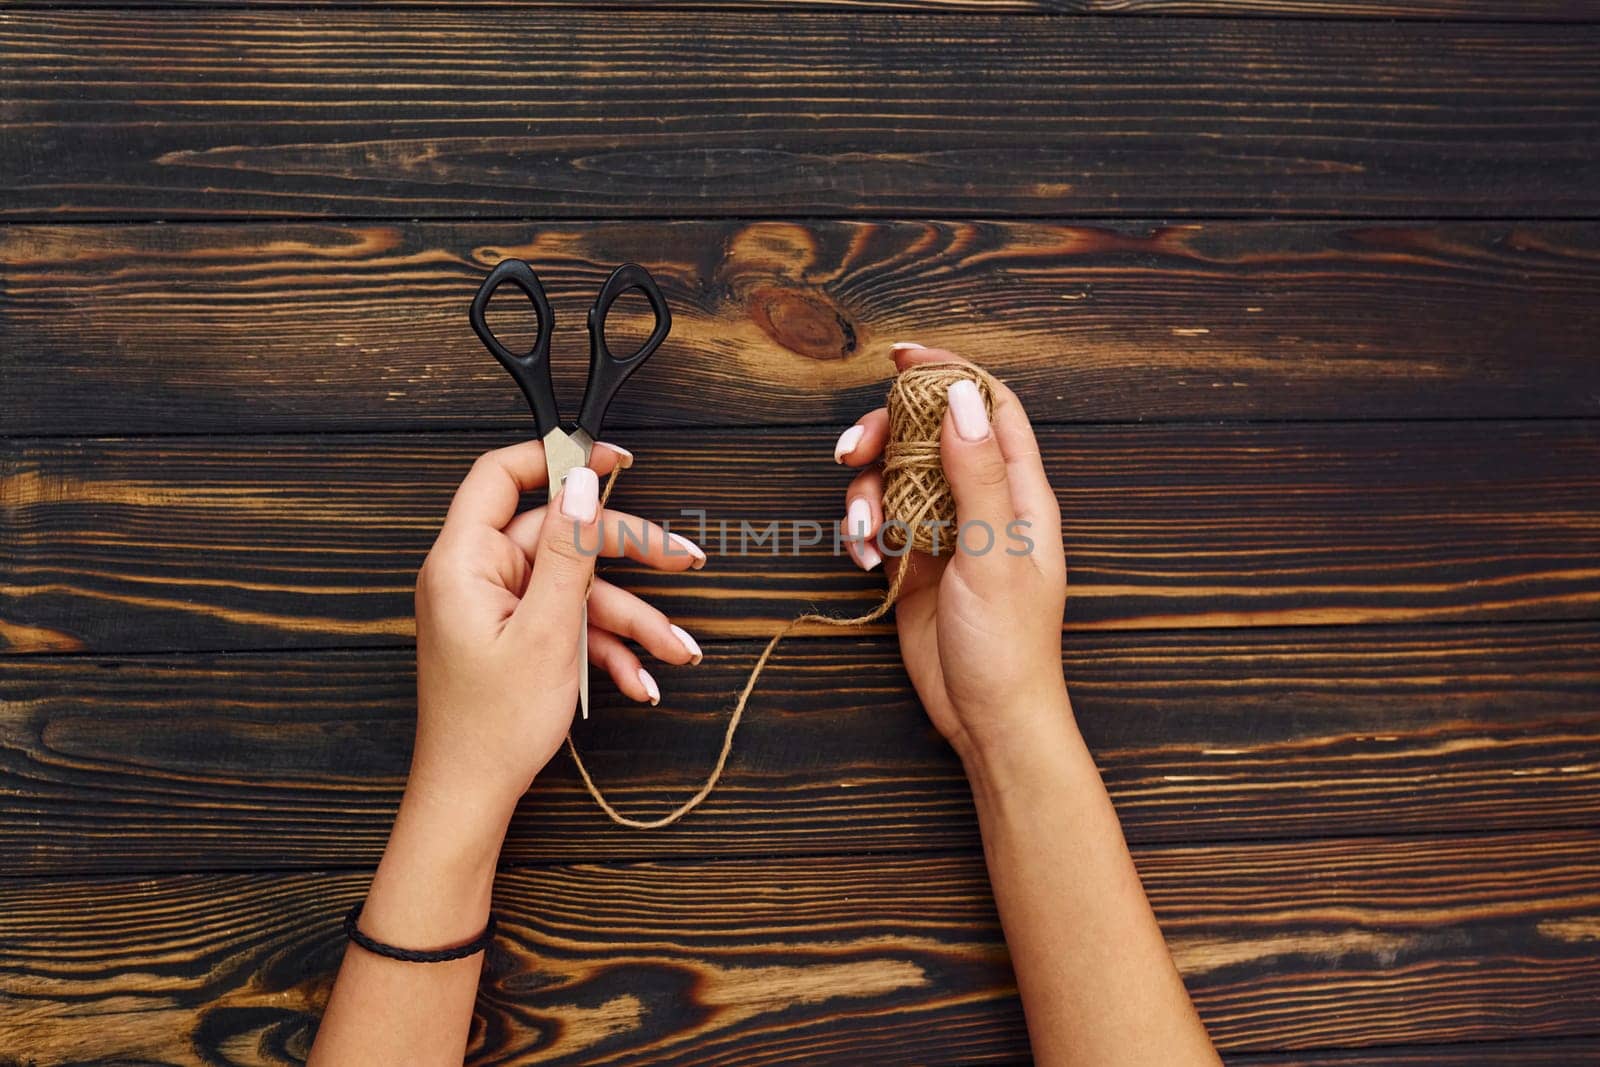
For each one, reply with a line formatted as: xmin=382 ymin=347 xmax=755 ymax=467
xmin=947 ymin=379 xmax=990 ymax=443
xmin=638 ymin=667 xmax=660 ymax=706
xmin=834 ymin=424 xmax=866 ymax=464
xmin=561 ymin=466 xmax=599 ymax=522
xmin=890 ymin=341 xmax=926 ymax=353
xmin=851 ymin=536 xmax=883 ymax=572
xmin=847 ymin=497 xmax=872 ymax=539
xmin=600 ymin=441 xmax=634 ymax=468
xmin=669 ymin=531 xmax=707 ymax=570
xmin=670 ymin=624 xmax=703 ymax=664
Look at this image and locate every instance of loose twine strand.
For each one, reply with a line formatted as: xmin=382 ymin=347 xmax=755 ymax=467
xmin=565 ymin=361 xmax=998 ymax=829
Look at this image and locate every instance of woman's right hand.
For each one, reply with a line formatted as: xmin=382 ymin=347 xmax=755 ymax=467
xmin=834 ymin=344 xmax=1070 ymax=765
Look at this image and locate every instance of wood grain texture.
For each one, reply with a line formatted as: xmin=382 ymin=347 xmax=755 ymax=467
xmin=5 ymin=1 xmax=1598 ymax=1062
xmin=3 ymin=833 xmax=1599 ymax=1062
xmin=6 ymin=220 xmax=1600 ymax=435
xmin=1231 ymin=1037 xmax=1600 ymax=1065
xmin=17 ymin=0 xmax=1600 ymax=21
xmin=4 ymin=421 xmax=1598 ymax=653
xmin=3 ymin=622 xmax=1599 ymax=875
xmin=4 ymin=12 xmax=1600 ymax=220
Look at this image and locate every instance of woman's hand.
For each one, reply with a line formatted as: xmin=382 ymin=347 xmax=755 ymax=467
xmin=834 ymin=345 xmax=1068 ymax=765
xmin=408 ymin=439 xmax=706 ymax=828
xmin=311 ymin=438 xmax=707 ymax=1067
xmin=838 ymin=348 xmax=1218 ymax=1066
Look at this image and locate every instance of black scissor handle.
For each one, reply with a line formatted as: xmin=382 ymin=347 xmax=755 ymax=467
xmin=470 ymin=259 xmax=559 ymax=437
xmin=577 ymin=262 xmax=671 ymax=441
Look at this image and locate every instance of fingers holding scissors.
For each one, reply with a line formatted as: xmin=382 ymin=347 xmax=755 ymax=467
xmin=501 ymin=493 xmax=705 ymax=705
xmin=421 ymin=445 xmax=607 ymax=627
xmin=503 ymin=495 xmax=707 ymax=707
xmin=582 ymin=581 xmax=704 ymax=707
xmin=506 ymin=466 xmax=606 ymax=649
xmin=442 ymin=438 xmax=634 ymax=533
xmin=587 ymin=628 xmax=663 ymax=706
xmin=585 ymin=579 xmax=703 ymax=669
xmin=502 ymin=504 xmax=707 ymax=574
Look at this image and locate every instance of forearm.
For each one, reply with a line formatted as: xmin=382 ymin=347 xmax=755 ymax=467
xmin=309 ymin=782 xmax=512 ymax=1065
xmin=961 ymin=692 xmax=1218 ymax=1067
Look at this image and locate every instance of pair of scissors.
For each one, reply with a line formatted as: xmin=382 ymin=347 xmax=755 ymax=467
xmin=470 ymin=259 xmax=672 ymax=719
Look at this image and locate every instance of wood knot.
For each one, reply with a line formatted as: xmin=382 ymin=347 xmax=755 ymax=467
xmin=745 ymin=285 xmax=857 ymax=362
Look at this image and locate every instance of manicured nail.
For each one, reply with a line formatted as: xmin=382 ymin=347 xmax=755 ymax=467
xmin=560 ymin=466 xmax=599 ymax=522
xmin=637 ymin=667 xmax=660 ymax=706
xmin=947 ymin=379 xmax=990 ymax=443
xmin=670 ymin=624 xmax=703 ymax=664
xmin=851 ymin=536 xmax=883 ymax=572
xmin=600 ymin=441 xmax=634 ymax=468
xmin=847 ymin=497 xmax=873 ymax=540
xmin=668 ymin=531 xmax=707 ymax=569
xmin=890 ymin=341 xmax=926 ymax=353
xmin=833 ymin=424 xmax=866 ymax=464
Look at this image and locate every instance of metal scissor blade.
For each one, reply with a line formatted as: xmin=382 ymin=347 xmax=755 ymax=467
xmin=543 ymin=427 xmax=593 ymax=720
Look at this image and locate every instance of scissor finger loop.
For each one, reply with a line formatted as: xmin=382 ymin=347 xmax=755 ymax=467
xmin=580 ymin=264 xmax=673 ymax=443
xmin=470 ymin=259 xmax=670 ymax=445
xmin=469 ymin=259 xmax=559 ymax=436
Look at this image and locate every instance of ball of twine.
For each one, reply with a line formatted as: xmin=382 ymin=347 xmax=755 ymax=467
xmin=881 ymin=362 xmax=998 ymax=552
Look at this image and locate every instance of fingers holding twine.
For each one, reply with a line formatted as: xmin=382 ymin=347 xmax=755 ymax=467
xmin=568 ymin=360 xmax=1000 ymax=828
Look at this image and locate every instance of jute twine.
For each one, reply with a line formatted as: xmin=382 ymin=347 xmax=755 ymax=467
xmin=566 ymin=361 xmax=999 ymax=828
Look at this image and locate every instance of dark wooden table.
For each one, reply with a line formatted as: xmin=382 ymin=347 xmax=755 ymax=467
xmin=3 ymin=2 xmax=1600 ymax=1064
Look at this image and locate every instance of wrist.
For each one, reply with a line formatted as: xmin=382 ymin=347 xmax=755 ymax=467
xmin=404 ymin=757 xmax=520 ymax=837
xmin=395 ymin=776 xmax=512 ymax=869
xmin=357 ymin=782 xmax=511 ymax=950
xmin=955 ymin=684 xmax=1086 ymax=806
xmin=402 ymin=729 xmax=531 ymax=835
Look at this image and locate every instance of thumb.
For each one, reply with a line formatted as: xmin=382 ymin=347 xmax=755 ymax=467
xmin=940 ymin=378 xmax=1015 ymax=549
xmin=514 ymin=464 xmax=603 ymax=632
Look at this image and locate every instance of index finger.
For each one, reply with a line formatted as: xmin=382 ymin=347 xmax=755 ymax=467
xmin=443 ymin=438 xmax=627 ymax=532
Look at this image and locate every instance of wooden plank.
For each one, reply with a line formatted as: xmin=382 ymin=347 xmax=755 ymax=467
xmin=4 ymin=13 xmax=1599 ymax=220
xmin=3 ymin=832 xmax=1598 ymax=1062
xmin=6 ymin=220 xmax=1600 ymax=435
xmin=3 ymin=623 xmax=1599 ymax=875
xmin=3 ymin=422 xmax=1598 ymax=654
xmin=1230 ymin=1037 xmax=1600 ymax=1065
xmin=16 ymin=0 xmax=1600 ymax=23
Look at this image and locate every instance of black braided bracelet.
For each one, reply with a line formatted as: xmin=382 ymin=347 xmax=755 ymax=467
xmin=343 ymin=900 xmax=497 ymax=963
